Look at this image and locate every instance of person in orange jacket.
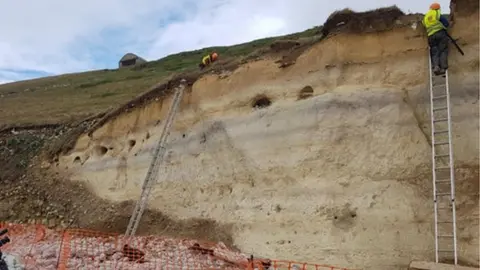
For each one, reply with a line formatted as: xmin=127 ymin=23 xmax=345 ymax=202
xmin=199 ymin=52 xmax=218 ymax=69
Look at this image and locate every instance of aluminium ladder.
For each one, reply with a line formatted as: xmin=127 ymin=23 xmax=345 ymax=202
xmin=428 ymin=54 xmax=457 ymax=265
xmin=125 ymin=80 xmax=186 ymax=238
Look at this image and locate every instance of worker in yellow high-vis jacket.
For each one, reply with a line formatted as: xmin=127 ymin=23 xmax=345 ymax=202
xmin=199 ymin=52 xmax=218 ymax=69
xmin=422 ymin=3 xmax=450 ymax=76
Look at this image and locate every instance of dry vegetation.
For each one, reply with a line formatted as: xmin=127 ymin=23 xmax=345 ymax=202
xmin=321 ymin=6 xmax=406 ymax=36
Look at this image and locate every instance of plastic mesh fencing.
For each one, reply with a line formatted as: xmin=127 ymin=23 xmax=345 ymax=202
xmin=57 ymin=228 xmax=249 ymax=269
xmin=0 ymin=223 xmax=356 ymax=270
xmin=0 ymin=222 xmax=63 ymax=270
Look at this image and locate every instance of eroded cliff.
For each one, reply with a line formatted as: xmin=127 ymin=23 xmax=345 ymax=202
xmin=47 ymin=5 xmax=480 ymax=270
xmin=0 ymin=3 xmax=477 ymax=270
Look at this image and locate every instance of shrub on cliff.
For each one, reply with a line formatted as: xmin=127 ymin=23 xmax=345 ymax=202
xmin=322 ymin=6 xmax=405 ymax=36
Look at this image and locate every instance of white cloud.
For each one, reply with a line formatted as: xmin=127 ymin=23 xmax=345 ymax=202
xmin=0 ymin=80 xmax=12 ymax=86
xmin=0 ymin=0 xmax=451 ymax=83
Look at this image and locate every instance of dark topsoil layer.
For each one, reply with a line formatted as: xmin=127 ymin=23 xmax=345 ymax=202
xmin=321 ymin=6 xmax=407 ymax=36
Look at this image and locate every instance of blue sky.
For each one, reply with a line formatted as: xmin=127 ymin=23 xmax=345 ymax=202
xmin=0 ymin=0 xmax=450 ymax=85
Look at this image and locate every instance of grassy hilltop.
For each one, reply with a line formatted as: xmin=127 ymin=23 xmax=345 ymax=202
xmin=0 ymin=27 xmax=321 ymax=127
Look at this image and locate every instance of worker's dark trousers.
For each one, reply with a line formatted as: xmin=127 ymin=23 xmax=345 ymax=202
xmin=428 ymin=30 xmax=449 ymax=70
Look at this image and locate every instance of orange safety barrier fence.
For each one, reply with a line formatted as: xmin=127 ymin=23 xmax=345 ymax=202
xmin=57 ymin=228 xmax=249 ymax=269
xmin=0 ymin=222 xmax=63 ymax=269
xmin=0 ymin=223 xmax=357 ymax=270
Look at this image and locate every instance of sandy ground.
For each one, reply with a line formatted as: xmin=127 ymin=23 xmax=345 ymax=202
xmin=56 ymin=14 xmax=479 ymax=270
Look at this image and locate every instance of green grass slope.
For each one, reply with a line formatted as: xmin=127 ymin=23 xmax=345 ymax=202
xmin=0 ymin=27 xmax=321 ymax=127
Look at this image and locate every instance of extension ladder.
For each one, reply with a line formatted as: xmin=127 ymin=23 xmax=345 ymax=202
xmin=125 ymin=80 xmax=186 ymax=238
xmin=428 ymin=54 xmax=457 ymax=264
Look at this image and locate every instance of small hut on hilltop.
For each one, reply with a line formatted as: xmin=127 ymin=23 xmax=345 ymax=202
xmin=118 ymin=53 xmax=147 ymax=68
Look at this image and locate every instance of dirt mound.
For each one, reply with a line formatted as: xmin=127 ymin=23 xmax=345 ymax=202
xmin=0 ymin=165 xmax=236 ymax=246
xmin=0 ymin=130 xmax=52 ymax=182
xmin=321 ymin=6 xmax=406 ymax=36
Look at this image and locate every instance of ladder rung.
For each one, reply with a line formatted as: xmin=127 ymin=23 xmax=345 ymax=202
xmin=435 ymin=166 xmax=451 ymax=170
xmin=434 ymin=118 xmax=448 ymax=122
xmin=438 ymin=235 xmax=454 ymax=238
xmin=437 ymin=220 xmax=453 ymax=223
xmin=435 ymin=179 xmax=451 ymax=183
xmin=433 ymin=95 xmax=447 ymax=100
xmin=435 ymin=154 xmax=449 ymax=158
xmin=436 ymin=192 xmax=451 ymax=196
xmin=434 ymin=130 xmax=448 ymax=134
xmin=432 ymin=75 xmax=446 ymax=81
xmin=434 ymin=142 xmax=449 ymax=146
xmin=433 ymin=106 xmax=448 ymax=111
xmin=438 ymin=250 xmax=454 ymax=252
xmin=433 ymin=84 xmax=446 ymax=88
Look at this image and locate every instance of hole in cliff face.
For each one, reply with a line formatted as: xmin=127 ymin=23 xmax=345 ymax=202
xmin=252 ymin=95 xmax=272 ymax=109
xmin=73 ymin=156 xmax=81 ymax=164
xmin=128 ymin=140 xmax=136 ymax=148
xmin=298 ymin=86 xmax=314 ymax=100
xmin=94 ymin=145 xmax=108 ymax=157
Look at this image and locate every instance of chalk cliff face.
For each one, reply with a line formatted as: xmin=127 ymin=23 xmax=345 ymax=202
xmin=57 ymin=9 xmax=479 ymax=270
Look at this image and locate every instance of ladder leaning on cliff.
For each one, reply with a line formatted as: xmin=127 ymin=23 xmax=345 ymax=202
xmin=427 ymin=50 xmax=458 ymax=265
xmin=124 ymin=79 xmax=186 ymax=239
